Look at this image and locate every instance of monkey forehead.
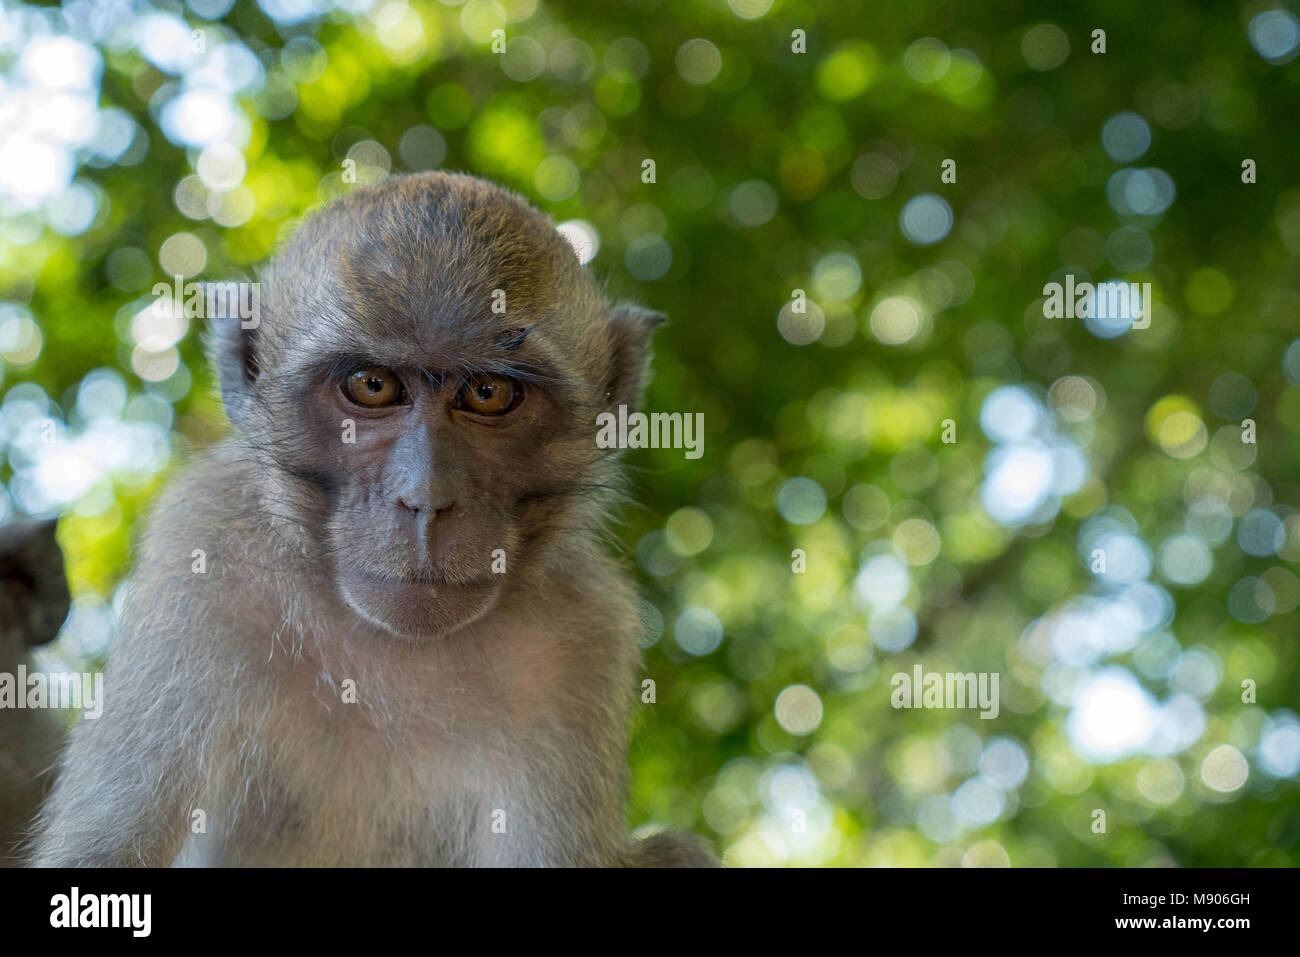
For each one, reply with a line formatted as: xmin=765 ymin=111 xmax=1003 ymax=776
xmin=268 ymin=172 xmax=602 ymax=334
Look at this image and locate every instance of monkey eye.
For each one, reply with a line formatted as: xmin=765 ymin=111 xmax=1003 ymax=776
xmin=456 ymin=375 xmax=521 ymax=415
xmin=344 ymin=367 xmax=404 ymax=407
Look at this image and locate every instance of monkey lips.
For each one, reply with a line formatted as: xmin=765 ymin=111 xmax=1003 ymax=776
xmin=335 ymin=565 xmax=501 ymax=639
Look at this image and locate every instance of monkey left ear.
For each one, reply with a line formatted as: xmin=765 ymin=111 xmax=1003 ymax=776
xmin=605 ymin=305 xmax=666 ymax=412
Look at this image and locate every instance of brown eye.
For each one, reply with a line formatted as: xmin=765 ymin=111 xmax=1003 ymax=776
xmin=344 ymin=367 xmax=403 ymax=407
xmin=458 ymin=375 xmax=519 ymax=415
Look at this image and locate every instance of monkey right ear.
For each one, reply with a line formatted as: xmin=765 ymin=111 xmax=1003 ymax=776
xmin=606 ymin=305 xmax=666 ymax=412
xmin=204 ymin=313 xmax=260 ymax=430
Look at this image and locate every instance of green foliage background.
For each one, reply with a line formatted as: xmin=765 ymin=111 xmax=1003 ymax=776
xmin=1 ymin=0 xmax=1298 ymax=866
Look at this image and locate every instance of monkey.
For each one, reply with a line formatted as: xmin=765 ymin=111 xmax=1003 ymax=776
xmin=31 ymin=171 xmax=716 ymax=867
xmin=0 ymin=518 xmax=70 ymax=866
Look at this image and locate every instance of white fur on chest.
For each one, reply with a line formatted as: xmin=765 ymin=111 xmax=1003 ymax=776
xmin=176 ymin=650 xmax=559 ymax=866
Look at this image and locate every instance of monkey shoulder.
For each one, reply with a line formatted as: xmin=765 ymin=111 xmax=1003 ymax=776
xmin=137 ymin=443 xmax=281 ymax=582
xmin=117 ymin=443 xmax=289 ymax=652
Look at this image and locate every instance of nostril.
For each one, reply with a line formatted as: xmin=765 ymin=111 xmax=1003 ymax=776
xmin=397 ymin=497 xmax=454 ymax=519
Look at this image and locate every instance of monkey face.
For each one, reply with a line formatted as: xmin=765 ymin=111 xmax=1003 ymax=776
xmin=213 ymin=173 xmax=659 ymax=640
xmin=304 ymin=359 xmax=567 ymax=639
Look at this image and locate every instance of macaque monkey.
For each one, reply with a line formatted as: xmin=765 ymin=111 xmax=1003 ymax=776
xmin=32 ymin=172 xmax=715 ymax=867
xmin=0 ymin=518 xmax=69 ymax=865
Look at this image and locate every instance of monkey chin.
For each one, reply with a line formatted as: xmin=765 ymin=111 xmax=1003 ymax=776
xmin=336 ymin=569 xmax=501 ymax=640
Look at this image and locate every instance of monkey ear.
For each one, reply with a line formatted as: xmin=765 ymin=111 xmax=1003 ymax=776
xmin=203 ymin=309 xmax=261 ymax=431
xmin=606 ymin=305 xmax=666 ymax=412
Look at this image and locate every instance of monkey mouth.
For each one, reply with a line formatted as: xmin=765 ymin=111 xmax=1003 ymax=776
xmin=352 ymin=568 xmax=453 ymax=588
xmin=336 ymin=565 xmax=498 ymax=638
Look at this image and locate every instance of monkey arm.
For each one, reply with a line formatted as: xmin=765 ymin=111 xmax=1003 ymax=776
xmin=29 ymin=714 xmax=196 ymax=868
xmin=28 ymin=617 xmax=204 ymax=867
xmin=29 ymin=719 xmax=189 ymax=866
xmin=29 ymin=453 xmax=269 ymax=867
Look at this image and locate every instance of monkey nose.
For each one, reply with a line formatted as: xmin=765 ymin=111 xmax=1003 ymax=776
xmin=397 ymin=496 xmax=455 ymax=520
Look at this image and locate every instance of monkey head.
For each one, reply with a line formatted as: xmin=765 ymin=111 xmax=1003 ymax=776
xmin=0 ymin=517 xmax=70 ymax=650
xmin=207 ymin=172 xmax=662 ymax=640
